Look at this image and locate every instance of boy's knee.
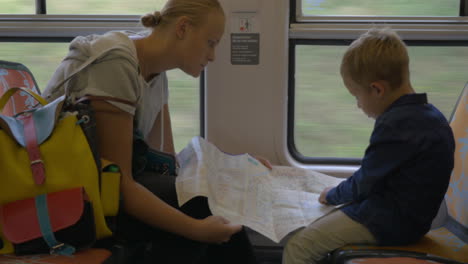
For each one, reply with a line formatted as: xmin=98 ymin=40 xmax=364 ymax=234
xmin=283 ymin=228 xmax=322 ymax=264
xmin=283 ymin=237 xmax=305 ymax=264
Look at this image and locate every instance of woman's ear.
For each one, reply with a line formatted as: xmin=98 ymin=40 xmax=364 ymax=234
xmin=175 ymin=16 xmax=191 ymax=40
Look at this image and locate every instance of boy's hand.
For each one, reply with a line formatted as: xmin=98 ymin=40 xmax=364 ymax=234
xmin=253 ymin=155 xmax=273 ymax=170
xmin=319 ymin=186 xmax=334 ymax=205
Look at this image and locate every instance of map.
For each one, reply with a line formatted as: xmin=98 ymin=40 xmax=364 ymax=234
xmin=175 ymin=137 xmax=344 ymax=243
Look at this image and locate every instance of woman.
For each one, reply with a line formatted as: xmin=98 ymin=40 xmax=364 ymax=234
xmin=43 ymin=0 xmax=271 ymax=263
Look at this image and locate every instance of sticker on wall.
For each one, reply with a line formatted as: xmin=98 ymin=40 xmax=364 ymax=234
xmin=239 ymin=17 xmax=253 ymax=32
xmin=231 ymin=33 xmax=259 ymax=65
xmin=231 ymin=12 xmax=259 ymax=65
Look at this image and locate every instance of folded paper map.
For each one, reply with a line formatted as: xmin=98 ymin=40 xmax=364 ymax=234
xmin=175 ymin=136 xmax=345 ymax=243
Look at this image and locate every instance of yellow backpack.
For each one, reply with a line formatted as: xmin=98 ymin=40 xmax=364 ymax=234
xmin=0 ymin=87 xmax=120 ymax=255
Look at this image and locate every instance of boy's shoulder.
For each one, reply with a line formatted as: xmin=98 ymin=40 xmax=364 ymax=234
xmin=379 ymin=93 xmax=447 ymax=125
xmin=375 ymin=94 xmax=451 ymax=141
xmin=371 ymin=97 xmax=454 ymax=154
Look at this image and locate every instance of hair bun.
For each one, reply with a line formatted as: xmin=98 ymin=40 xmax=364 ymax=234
xmin=141 ymin=11 xmax=162 ymax=28
xmin=153 ymin=11 xmax=162 ymax=24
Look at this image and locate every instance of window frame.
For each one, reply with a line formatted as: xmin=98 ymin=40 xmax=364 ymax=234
xmin=0 ymin=15 xmax=143 ymax=41
xmin=288 ymin=0 xmax=468 ymax=165
xmin=294 ymin=0 xmax=468 ymax=22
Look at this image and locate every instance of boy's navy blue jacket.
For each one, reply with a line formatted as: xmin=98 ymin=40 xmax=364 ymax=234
xmin=326 ymin=93 xmax=455 ymax=246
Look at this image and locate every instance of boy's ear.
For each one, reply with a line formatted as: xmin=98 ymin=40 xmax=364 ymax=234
xmin=370 ymin=81 xmax=386 ymax=98
xmin=175 ymin=16 xmax=191 ymax=40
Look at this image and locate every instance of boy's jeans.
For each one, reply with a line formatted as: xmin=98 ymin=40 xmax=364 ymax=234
xmin=283 ymin=210 xmax=376 ymax=264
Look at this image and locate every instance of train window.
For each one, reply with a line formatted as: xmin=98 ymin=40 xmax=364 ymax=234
xmin=293 ymin=43 xmax=468 ymax=160
xmin=1 ymin=43 xmax=69 ymax=87
xmin=1 ymin=0 xmax=34 ymax=14
xmin=293 ymin=44 xmax=372 ymax=160
xmin=47 ymin=0 xmax=164 ymax=15
xmin=300 ymin=0 xmax=460 ymax=17
xmin=165 ymin=69 xmax=201 ymax=152
xmin=291 ymin=0 xmax=468 ymax=163
xmin=2 ymin=43 xmax=200 ymax=152
xmin=1 ymin=0 xmax=202 ymax=152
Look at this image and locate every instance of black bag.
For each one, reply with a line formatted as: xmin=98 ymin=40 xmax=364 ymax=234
xmin=132 ymin=129 xmax=178 ymax=177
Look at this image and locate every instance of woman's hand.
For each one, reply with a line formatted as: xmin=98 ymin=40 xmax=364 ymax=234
xmin=253 ymin=155 xmax=273 ymax=170
xmin=191 ymin=216 xmax=242 ymax=243
xmin=319 ymin=186 xmax=334 ymax=205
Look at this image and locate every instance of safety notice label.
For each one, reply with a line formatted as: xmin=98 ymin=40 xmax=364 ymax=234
xmin=231 ymin=33 xmax=259 ymax=65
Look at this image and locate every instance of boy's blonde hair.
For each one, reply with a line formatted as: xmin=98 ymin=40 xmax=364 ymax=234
xmin=340 ymin=28 xmax=410 ymax=91
xmin=141 ymin=0 xmax=224 ymax=28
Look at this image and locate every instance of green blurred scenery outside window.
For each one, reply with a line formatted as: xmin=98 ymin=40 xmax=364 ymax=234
xmin=1 ymin=0 xmax=167 ymax=15
xmin=295 ymin=45 xmax=468 ymax=158
xmin=302 ymin=0 xmax=460 ymax=16
xmin=1 ymin=0 xmax=34 ymax=14
xmin=2 ymin=0 xmax=461 ymax=16
xmin=48 ymin=0 xmax=166 ymax=15
xmin=1 ymin=43 xmax=199 ymax=152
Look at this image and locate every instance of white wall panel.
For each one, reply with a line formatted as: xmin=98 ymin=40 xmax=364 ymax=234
xmin=205 ymin=0 xmax=290 ymax=165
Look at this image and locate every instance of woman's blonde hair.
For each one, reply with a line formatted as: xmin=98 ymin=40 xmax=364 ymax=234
xmin=340 ymin=27 xmax=410 ymax=91
xmin=141 ymin=0 xmax=224 ymax=28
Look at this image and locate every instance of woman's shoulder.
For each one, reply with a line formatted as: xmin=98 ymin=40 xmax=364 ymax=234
xmin=68 ymin=31 xmax=138 ymax=64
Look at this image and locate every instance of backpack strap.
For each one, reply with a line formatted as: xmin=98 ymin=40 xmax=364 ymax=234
xmin=0 ymin=87 xmax=47 ymax=112
xmin=35 ymin=194 xmax=75 ymax=255
xmin=50 ymin=47 xmax=134 ymax=99
xmin=23 ymin=114 xmax=45 ymax=185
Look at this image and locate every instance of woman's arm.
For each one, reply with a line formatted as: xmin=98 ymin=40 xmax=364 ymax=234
xmin=90 ymin=100 xmax=240 ymax=243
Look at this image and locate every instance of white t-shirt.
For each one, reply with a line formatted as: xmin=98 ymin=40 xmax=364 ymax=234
xmin=43 ymin=31 xmax=168 ymax=140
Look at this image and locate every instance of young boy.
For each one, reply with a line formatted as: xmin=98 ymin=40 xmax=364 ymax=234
xmin=282 ymin=28 xmax=455 ymax=264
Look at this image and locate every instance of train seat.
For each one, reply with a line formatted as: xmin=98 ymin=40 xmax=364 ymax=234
xmin=327 ymin=83 xmax=468 ymax=264
xmin=0 ymin=60 xmax=41 ymax=115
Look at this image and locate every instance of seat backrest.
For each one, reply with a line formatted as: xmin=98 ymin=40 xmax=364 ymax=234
xmin=446 ymin=81 xmax=468 ymax=232
xmin=0 ymin=60 xmax=41 ymax=116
